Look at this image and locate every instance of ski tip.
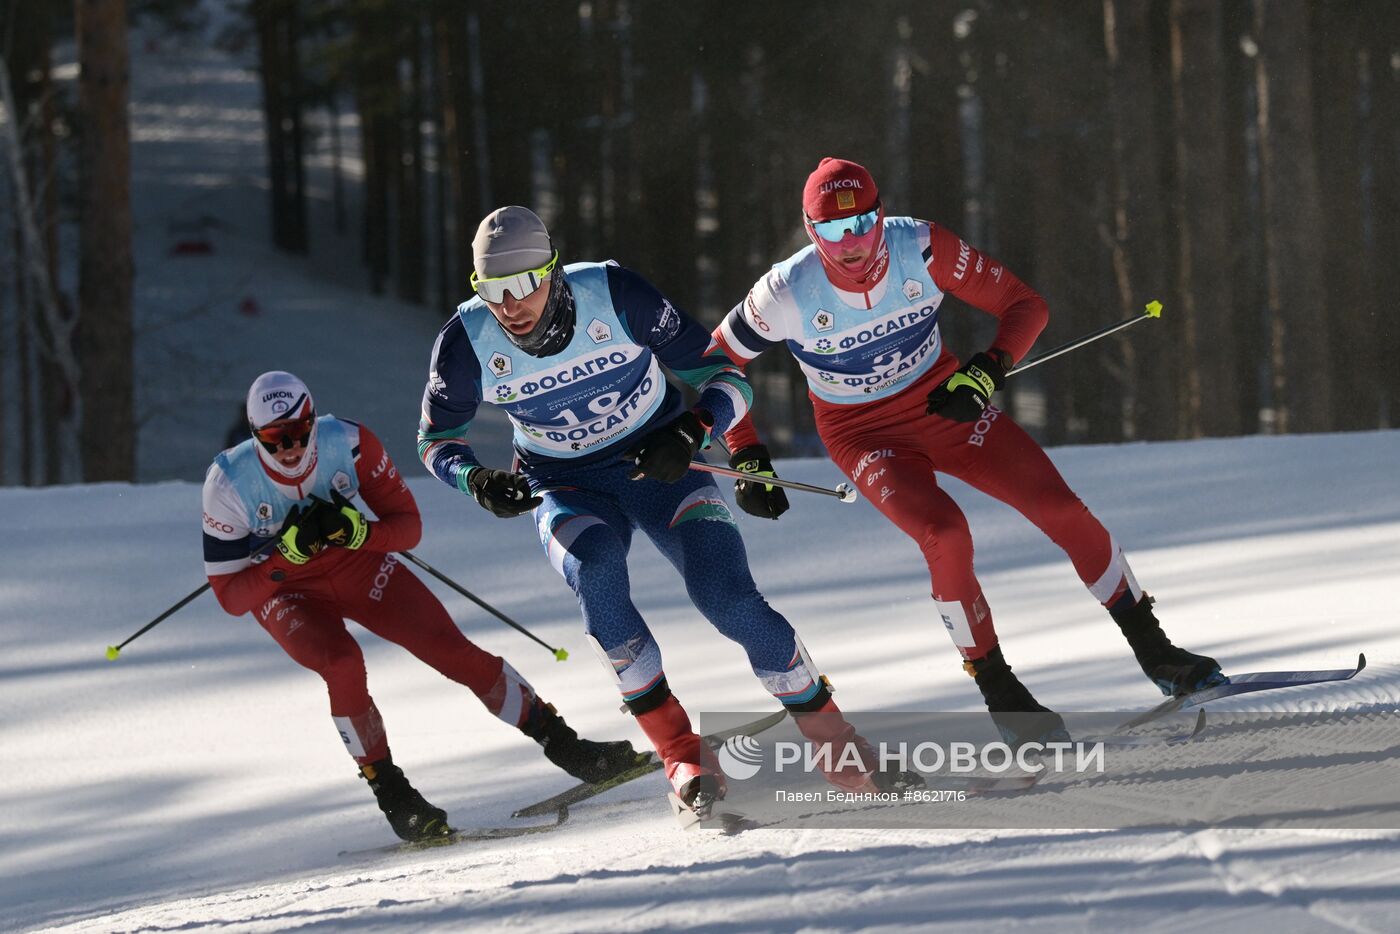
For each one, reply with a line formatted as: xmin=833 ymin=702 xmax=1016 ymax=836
xmin=1356 ymin=652 xmax=1367 ymax=673
xmin=1145 ymin=299 xmax=1163 ymax=318
xmin=105 ymin=645 xmax=120 ymax=661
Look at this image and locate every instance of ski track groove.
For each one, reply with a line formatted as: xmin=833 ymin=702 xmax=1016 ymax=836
xmin=1188 ymin=831 xmax=1380 ymax=934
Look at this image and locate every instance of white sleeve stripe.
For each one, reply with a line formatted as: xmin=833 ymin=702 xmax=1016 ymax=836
xmin=719 ymin=316 xmax=763 ymax=362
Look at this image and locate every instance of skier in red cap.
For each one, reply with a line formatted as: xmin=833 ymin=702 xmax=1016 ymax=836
xmin=711 ymin=157 xmax=1225 ymax=745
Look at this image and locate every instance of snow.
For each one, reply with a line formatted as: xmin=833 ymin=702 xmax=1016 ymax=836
xmin=4 ymin=14 xmax=1399 ymax=934
xmin=5 ymin=433 xmax=1399 ymax=932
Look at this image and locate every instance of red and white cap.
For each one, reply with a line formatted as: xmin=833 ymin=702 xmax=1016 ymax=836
xmin=246 ymin=370 xmax=318 ymax=481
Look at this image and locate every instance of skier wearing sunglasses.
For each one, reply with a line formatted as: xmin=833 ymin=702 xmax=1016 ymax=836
xmin=200 ymin=370 xmax=643 ymax=842
xmin=710 ymin=157 xmax=1225 ymax=747
xmin=418 ymin=206 xmax=917 ymax=818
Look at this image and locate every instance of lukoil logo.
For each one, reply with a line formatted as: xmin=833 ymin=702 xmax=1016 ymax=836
xmin=717 ymin=734 xmax=764 ymax=780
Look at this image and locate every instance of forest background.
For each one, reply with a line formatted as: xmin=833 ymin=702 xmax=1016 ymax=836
xmin=2 ymin=0 xmax=1396 ymax=484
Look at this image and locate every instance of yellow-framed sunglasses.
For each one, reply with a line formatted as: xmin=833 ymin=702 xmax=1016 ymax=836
xmin=470 ymin=251 xmax=560 ymax=303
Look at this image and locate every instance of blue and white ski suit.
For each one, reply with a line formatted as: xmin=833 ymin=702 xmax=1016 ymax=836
xmin=419 ymin=261 xmax=822 ymax=708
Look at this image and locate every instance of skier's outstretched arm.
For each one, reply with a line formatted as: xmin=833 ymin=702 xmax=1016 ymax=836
xmin=921 ymin=220 xmax=1048 ymax=368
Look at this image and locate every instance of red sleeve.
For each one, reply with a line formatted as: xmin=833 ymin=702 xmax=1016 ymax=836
xmin=209 ymin=552 xmax=299 ymax=618
xmin=926 ymin=222 xmax=1048 ymax=365
xmin=353 ymin=424 xmax=423 ymax=553
xmin=722 ymin=413 xmax=763 ymax=454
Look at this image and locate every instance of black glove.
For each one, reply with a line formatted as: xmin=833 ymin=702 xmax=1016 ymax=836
xmin=729 ymin=444 xmax=790 ymax=519
xmin=308 ymin=490 xmax=371 ymax=550
xmin=466 ymin=467 xmax=542 ymax=518
xmin=925 ymin=351 xmax=1007 ymax=422
xmin=276 ymin=500 xmax=330 ymax=565
xmin=625 ymin=411 xmax=708 ymax=483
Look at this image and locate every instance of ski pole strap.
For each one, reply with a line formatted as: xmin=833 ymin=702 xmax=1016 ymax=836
xmin=688 ymin=461 xmax=858 ymax=504
xmin=397 ymin=550 xmax=569 ymax=661
xmin=1007 ymin=300 xmax=1162 ymax=377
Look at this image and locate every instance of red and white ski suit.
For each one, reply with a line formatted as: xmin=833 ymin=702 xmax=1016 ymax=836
xmin=202 ymin=423 xmax=536 ymax=764
xmin=717 ymin=220 xmax=1142 ymax=661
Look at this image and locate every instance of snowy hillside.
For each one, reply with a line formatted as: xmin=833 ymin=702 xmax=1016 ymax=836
xmin=125 ymin=19 xmax=512 ymax=483
xmin=3 ymin=430 xmax=1399 ymax=932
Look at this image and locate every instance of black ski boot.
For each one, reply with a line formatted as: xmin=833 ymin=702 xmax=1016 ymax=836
xmin=524 ymin=701 xmax=648 ymax=784
xmin=968 ymin=646 xmax=1070 ymax=748
xmin=680 ymin=773 xmax=725 ymax=819
xmin=360 ymin=755 xmax=452 ymax=842
xmin=1111 ymin=594 xmax=1226 ymax=697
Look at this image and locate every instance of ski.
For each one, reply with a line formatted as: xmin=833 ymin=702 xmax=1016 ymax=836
xmin=1078 ymin=708 xmax=1208 ymax=749
xmin=1113 ymin=653 xmax=1367 ymax=733
xmin=960 ymin=772 xmax=1042 ymax=794
xmin=511 ymin=708 xmax=791 ymax=819
xmin=340 ymin=807 xmax=567 ymax=859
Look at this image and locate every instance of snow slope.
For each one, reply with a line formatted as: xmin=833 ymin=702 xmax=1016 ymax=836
xmin=3 ymin=430 xmax=1399 ymax=932
xmin=126 ymin=18 xmax=512 ymax=483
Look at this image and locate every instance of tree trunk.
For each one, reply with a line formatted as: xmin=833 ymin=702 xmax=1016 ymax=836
xmin=4 ymin=7 xmax=77 ymax=485
xmin=75 ymin=0 xmax=133 ymax=481
xmin=1169 ymin=0 xmax=1238 ymax=437
xmin=353 ymin=2 xmax=396 ymax=294
xmin=1311 ymin=2 xmax=1375 ymax=429
xmin=1221 ymin=0 xmax=1264 ymax=434
xmin=433 ymin=1 xmax=479 ymax=294
xmin=329 ymin=96 xmax=346 ymax=233
xmin=1027 ymin=5 xmax=1103 ymax=445
xmin=976 ymin=2 xmax=1038 ymax=432
xmin=1103 ymin=0 xmax=1173 ymax=440
xmin=629 ymin=4 xmax=699 ymax=312
xmin=253 ymin=0 xmax=308 ymax=254
xmin=396 ymin=13 xmax=426 ymax=305
xmin=1367 ymin=3 xmax=1400 ymax=426
xmin=1254 ymin=0 xmax=1331 ymax=434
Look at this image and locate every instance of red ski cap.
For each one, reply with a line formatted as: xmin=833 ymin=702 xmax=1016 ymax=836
xmin=802 ymin=157 xmax=879 ymax=221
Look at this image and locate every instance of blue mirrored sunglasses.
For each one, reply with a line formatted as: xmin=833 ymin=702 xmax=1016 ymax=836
xmin=807 ymin=206 xmax=881 ymax=242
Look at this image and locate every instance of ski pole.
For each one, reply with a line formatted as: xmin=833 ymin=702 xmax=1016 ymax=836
xmin=1007 ymin=300 xmax=1162 ymax=377
xmin=398 ymin=550 xmax=569 ymax=661
xmin=105 ymin=536 xmax=282 ymax=661
xmin=689 ymin=461 xmax=858 ymax=504
xmin=105 ymin=582 xmax=212 ymax=660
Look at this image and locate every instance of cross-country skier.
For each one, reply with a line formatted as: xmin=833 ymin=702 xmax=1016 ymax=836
xmin=202 ymin=370 xmax=641 ymax=841
xmin=418 ymin=206 xmax=914 ymax=817
xmin=711 ymin=157 xmax=1226 ymax=745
